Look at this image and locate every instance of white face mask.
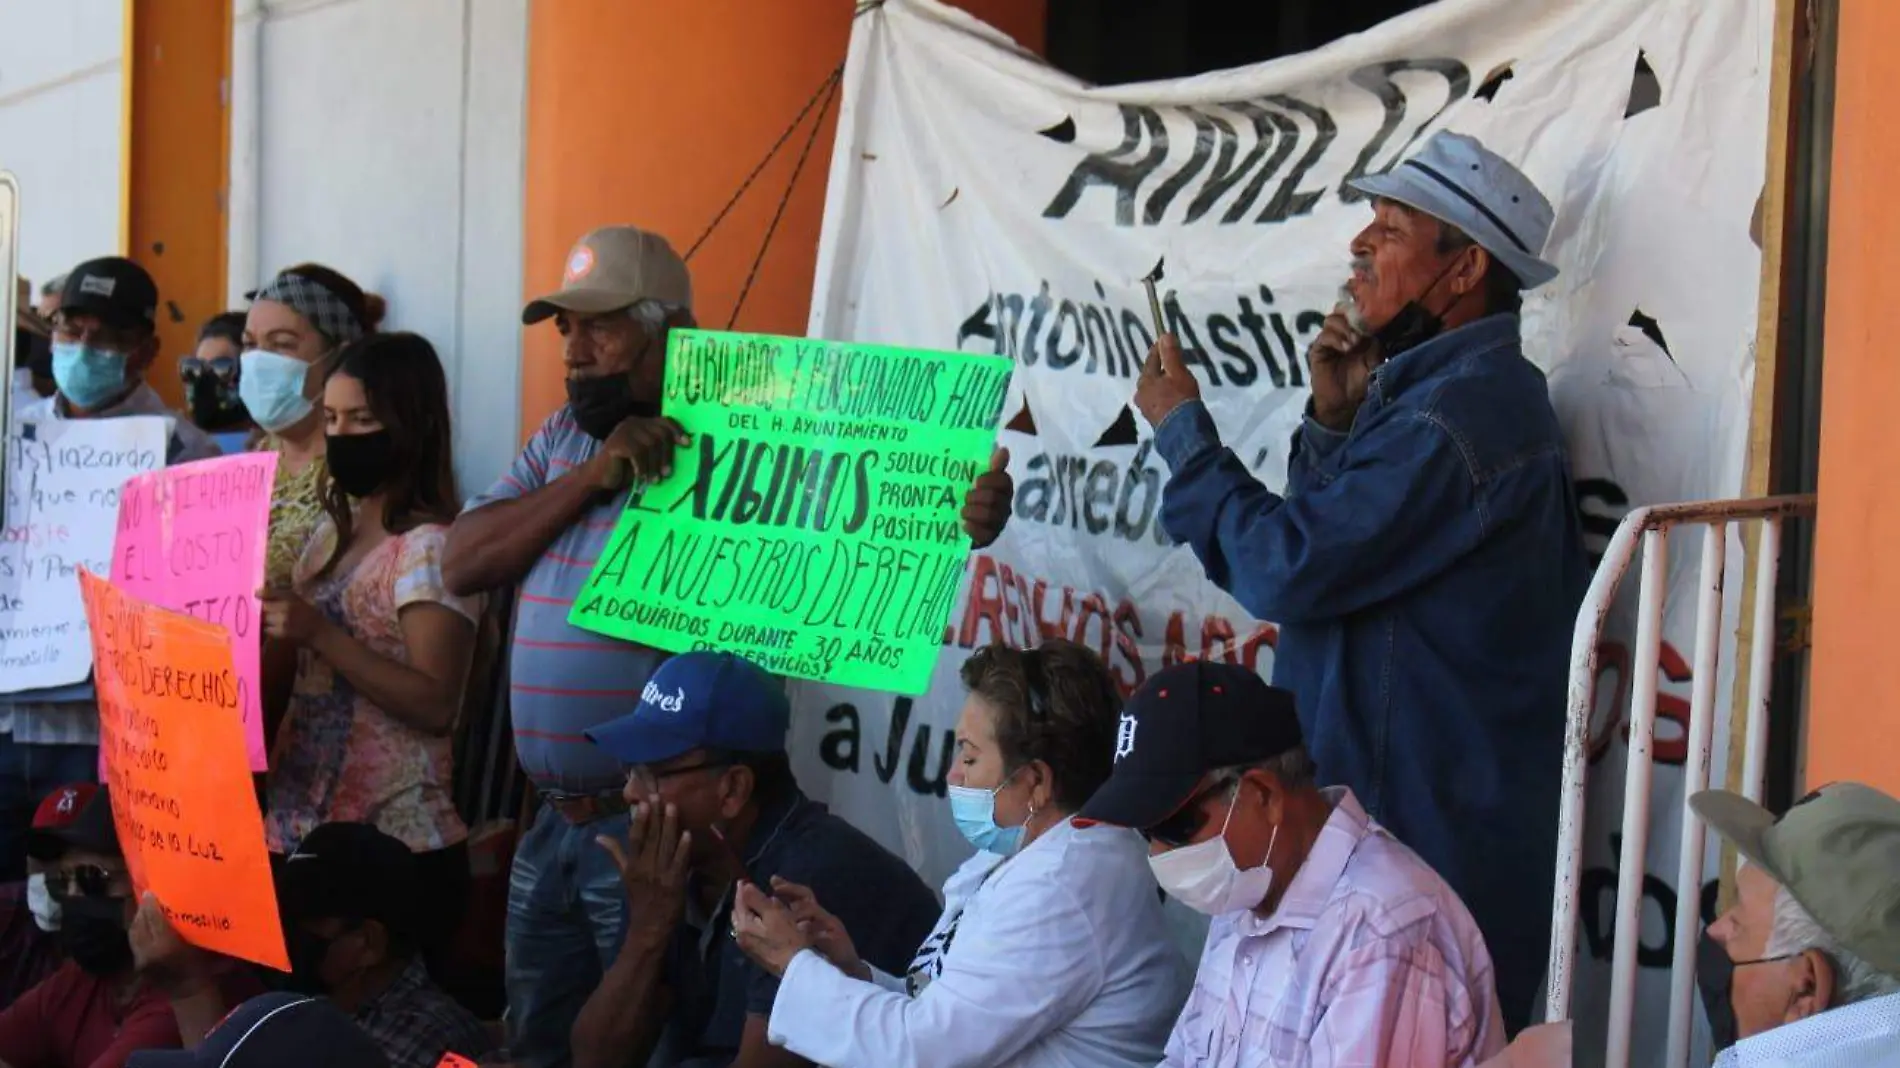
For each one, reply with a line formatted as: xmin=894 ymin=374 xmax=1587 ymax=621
xmin=26 ymin=872 xmax=60 ymax=933
xmin=1148 ymin=789 xmax=1279 ymax=917
xmin=238 ymin=348 xmax=317 ymax=432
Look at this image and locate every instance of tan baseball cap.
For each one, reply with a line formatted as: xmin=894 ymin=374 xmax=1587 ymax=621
xmin=1691 ymin=782 xmax=1900 ymax=976
xmin=522 ymin=226 xmax=693 ymax=325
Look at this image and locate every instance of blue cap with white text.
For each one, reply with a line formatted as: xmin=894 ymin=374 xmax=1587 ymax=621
xmin=585 ymin=651 xmax=788 ymax=766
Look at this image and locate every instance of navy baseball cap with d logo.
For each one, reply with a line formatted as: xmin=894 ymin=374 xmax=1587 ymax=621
xmin=586 ymin=651 xmax=789 ymax=766
xmin=1076 ymin=660 xmax=1304 ymax=831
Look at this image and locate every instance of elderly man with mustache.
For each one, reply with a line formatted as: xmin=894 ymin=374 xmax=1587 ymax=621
xmin=1131 ymin=130 xmax=1589 ymax=1033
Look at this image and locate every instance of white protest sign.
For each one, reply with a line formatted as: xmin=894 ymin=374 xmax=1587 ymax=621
xmin=0 ymin=416 xmax=168 ymax=691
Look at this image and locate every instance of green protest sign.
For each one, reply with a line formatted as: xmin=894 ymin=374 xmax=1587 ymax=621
xmin=569 ymin=329 xmax=1013 ymax=694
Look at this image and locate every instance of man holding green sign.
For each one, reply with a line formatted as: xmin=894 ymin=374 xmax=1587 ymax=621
xmin=442 ymin=225 xmax=1013 ymax=1068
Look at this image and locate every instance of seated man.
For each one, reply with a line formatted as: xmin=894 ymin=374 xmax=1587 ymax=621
xmin=1075 ymin=661 xmax=1506 ymax=1068
xmin=0 ymin=787 xmax=261 ymax=1068
xmin=133 ymin=822 xmax=494 ymax=1068
xmin=571 ymin=651 xmax=942 ymax=1068
xmin=1693 ymin=782 xmax=1900 ymax=1063
xmin=127 ymin=991 xmax=390 ymax=1068
xmin=0 ymin=784 xmax=98 ymax=1008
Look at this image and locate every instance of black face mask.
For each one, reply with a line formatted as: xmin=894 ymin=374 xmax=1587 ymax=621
xmin=325 ymin=431 xmax=395 ymax=499
xmin=59 ymin=896 xmax=133 ymax=976
xmin=1372 ymin=301 xmax=1445 ymax=361
xmin=1367 ymin=248 xmax=1473 ymax=361
xmin=284 ymin=927 xmax=335 ymax=996
xmin=566 ymin=374 xmax=659 ymax=441
xmin=1698 ymin=930 xmax=1740 ymax=1052
xmin=187 ymin=376 xmax=249 ymax=431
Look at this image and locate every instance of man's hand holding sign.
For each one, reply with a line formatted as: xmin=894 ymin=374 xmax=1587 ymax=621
xmin=586 ymin=408 xmax=1012 ymax=549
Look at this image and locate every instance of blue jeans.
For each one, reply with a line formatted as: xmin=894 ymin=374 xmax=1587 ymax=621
xmin=0 ymin=736 xmax=100 ymax=881
xmin=506 ymin=803 xmax=631 ymax=1068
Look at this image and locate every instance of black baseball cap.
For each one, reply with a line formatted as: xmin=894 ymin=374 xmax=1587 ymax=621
xmin=127 ymin=992 xmax=390 ymax=1068
xmin=26 ymin=784 xmax=118 ymax=861
xmin=58 ymin=257 xmax=158 ymax=331
xmin=1075 ymin=661 xmax=1304 ymax=831
xmin=278 ymin=823 xmax=424 ymax=944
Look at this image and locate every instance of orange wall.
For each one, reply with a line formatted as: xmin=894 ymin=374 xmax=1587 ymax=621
xmin=122 ymin=0 xmax=231 ymax=410
xmin=1804 ymin=0 xmax=1900 ymax=795
xmin=520 ymin=0 xmax=1046 ymax=436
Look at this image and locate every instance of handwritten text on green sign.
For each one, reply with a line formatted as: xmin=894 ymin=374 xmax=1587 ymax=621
xmin=569 ymin=330 xmax=1012 ymax=693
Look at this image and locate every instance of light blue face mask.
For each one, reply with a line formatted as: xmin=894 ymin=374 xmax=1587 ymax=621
xmin=238 ymin=349 xmax=318 ymax=432
xmin=947 ymin=768 xmax=1026 ymax=856
xmin=50 ymin=342 xmax=130 ymax=410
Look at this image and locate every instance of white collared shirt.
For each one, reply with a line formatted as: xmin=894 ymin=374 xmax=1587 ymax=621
xmin=1713 ymin=991 xmax=1900 ymax=1067
xmin=767 ymin=817 xmax=1190 ymax=1068
xmin=1163 ymin=787 xmax=1505 ymax=1068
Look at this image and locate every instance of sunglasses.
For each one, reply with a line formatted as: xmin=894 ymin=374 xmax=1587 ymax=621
xmin=1141 ymin=781 xmax=1230 ymax=849
xmin=179 ymin=355 xmax=239 ymax=381
xmin=44 ymin=864 xmax=129 ymax=900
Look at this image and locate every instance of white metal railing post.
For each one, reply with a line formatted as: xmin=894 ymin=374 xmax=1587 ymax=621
xmin=1547 ymin=508 xmax=1653 ymax=1023
xmin=1543 ymin=494 xmax=1812 ymax=1063
xmin=1665 ymin=523 xmax=1727 ymax=1066
xmin=1606 ymin=528 xmax=1670 ymax=1068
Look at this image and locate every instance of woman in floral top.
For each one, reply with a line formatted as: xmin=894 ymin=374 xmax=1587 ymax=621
xmin=243 ymin=264 xmax=381 ymax=743
xmin=258 ymin=331 xmax=477 ymax=953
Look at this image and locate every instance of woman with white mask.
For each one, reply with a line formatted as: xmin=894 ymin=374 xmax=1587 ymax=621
xmin=730 ymin=640 xmax=1189 ymax=1068
xmin=241 ymin=264 xmax=379 ymax=746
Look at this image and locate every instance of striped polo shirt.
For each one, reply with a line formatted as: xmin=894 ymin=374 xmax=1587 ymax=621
xmin=468 ymin=407 xmax=666 ymax=793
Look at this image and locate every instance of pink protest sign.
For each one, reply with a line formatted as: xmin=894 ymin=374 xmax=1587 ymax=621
xmin=110 ymin=452 xmax=278 ymax=770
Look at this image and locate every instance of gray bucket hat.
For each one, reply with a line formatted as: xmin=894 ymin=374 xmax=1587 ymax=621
xmin=1349 ymin=130 xmax=1560 ymax=290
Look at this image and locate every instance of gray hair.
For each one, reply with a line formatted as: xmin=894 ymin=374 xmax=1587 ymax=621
xmin=1764 ymin=880 xmax=1900 ymax=1006
xmin=1209 ymin=745 xmax=1318 ymax=795
xmin=625 ymin=298 xmax=689 ymax=338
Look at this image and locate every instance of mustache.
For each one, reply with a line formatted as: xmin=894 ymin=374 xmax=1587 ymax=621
xmin=1340 ymin=258 xmax=1376 ymax=333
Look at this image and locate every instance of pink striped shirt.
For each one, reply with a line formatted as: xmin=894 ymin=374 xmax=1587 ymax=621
xmin=1164 ymin=788 xmax=1506 ymax=1068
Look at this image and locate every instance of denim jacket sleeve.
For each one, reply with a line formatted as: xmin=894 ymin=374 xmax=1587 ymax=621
xmin=1153 ymin=399 xmax=1484 ymax=624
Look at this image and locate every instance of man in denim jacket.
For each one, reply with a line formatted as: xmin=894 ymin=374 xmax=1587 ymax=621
xmin=1133 ymin=131 xmax=1589 ymax=1031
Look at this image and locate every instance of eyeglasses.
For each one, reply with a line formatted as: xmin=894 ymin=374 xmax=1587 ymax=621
xmin=179 ymin=355 xmax=239 ymax=381
xmin=1141 ymin=781 xmax=1230 ymax=849
xmin=51 ymin=318 xmax=142 ymax=351
xmin=625 ymin=758 xmax=729 ymax=798
xmin=44 ymin=864 xmax=130 ymax=900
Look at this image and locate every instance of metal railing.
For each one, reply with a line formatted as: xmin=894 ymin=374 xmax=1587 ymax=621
xmin=1544 ymin=494 xmax=1815 ymax=1068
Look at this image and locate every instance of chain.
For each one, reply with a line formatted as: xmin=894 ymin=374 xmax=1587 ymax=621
xmin=725 ymin=72 xmax=841 ymax=329
xmin=683 ymin=63 xmax=845 ymax=263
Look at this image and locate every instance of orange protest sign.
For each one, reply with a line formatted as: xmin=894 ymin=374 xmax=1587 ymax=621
xmin=78 ymin=569 xmax=288 ymax=971
xmin=435 ymin=1055 xmax=479 ymax=1068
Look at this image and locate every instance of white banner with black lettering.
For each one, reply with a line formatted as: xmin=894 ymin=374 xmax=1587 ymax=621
xmin=791 ymin=0 xmax=1769 ymax=1061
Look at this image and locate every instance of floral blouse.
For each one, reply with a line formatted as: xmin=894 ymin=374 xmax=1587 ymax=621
xmin=265 ymin=518 xmax=477 ymax=854
xmin=256 ymin=435 xmax=328 ymax=589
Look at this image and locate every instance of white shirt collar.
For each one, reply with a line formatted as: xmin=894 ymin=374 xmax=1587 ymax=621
xmin=1714 ymin=991 xmax=1900 ymax=1067
xmin=1232 ymin=786 xmax=1368 ymax=938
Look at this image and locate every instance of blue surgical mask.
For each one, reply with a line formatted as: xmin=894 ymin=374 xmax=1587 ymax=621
xmin=948 ymin=770 xmax=1025 ymax=856
xmin=50 ymin=342 xmax=130 ymax=410
xmin=238 ymin=349 xmax=317 ymax=432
